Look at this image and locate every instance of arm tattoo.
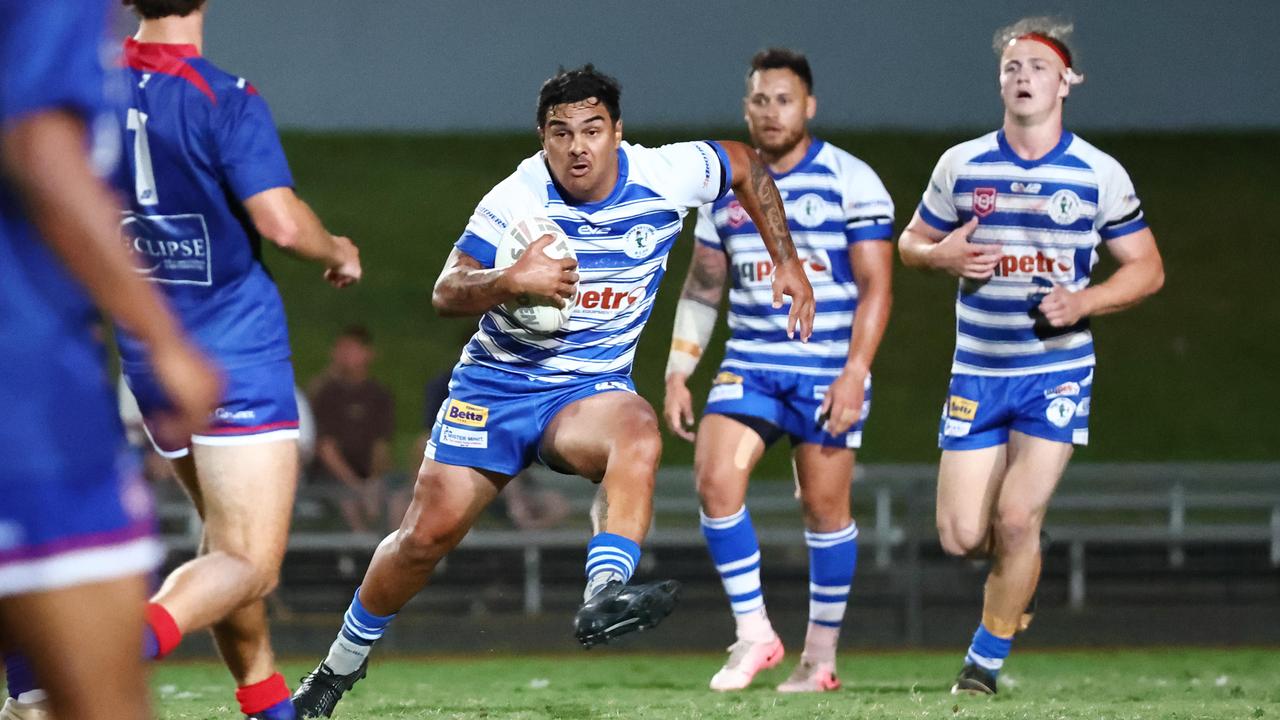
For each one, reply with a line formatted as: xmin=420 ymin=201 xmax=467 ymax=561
xmin=748 ymin=157 xmax=796 ymax=264
xmin=682 ymin=250 xmax=726 ymax=308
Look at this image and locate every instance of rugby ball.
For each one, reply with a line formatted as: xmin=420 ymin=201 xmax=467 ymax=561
xmin=494 ymin=216 xmax=576 ymax=334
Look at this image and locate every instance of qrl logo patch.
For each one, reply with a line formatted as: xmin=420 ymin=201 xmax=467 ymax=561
xmin=948 ymin=395 xmax=979 ymax=421
xmin=445 ymin=399 xmax=489 ymax=428
xmin=972 ymin=187 xmax=997 ymax=218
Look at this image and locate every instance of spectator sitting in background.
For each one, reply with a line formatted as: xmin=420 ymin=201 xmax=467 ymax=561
xmin=309 ymin=325 xmax=395 ymax=532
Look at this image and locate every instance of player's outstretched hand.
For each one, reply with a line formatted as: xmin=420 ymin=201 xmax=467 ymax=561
xmin=930 ymin=217 xmax=1003 ymax=279
xmin=771 ymin=258 xmax=815 ymax=342
xmin=505 ymin=233 xmax=579 ymax=308
xmin=663 ymin=373 xmax=697 ymax=442
xmin=1038 ymin=284 xmax=1090 ymax=327
xmin=325 ymin=235 xmax=362 ymax=288
xmin=819 ymin=364 xmax=867 ymax=436
xmin=148 ymin=337 xmax=222 ymax=449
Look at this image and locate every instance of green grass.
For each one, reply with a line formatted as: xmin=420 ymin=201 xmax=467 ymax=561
xmin=267 ymin=130 xmax=1280 ymax=476
xmin=153 ymin=649 xmax=1280 ymax=719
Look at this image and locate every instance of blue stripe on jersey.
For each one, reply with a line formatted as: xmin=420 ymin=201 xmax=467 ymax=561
xmin=953 ymin=178 xmax=1099 ymax=204
xmin=723 ymin=347 xmax=845 ymax=371
xmin=976 ymin=210 xmax=1094 ymax=234
xmin=958 ymin=292 xmax=1040 ymax=314
xmin=1100 ymin=216 xmax=1149 ymax=240
xmin=730 ymin=298 xmax=857 ymax=317
xmin=457 ymin=230 xmax=495 ymax=265
xmin=954 ymin=344 xmax=1094 ymax=372
xmin=918 ymin=202 xmax=958 ymax=232
xmin=727 ymin=326 xmax=850 ymax=345
xmin=957 ymin=319 xmax=1087 ymax=343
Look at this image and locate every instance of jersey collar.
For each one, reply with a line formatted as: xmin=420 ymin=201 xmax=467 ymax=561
xmin=768 ymin=137 xmax=824 ymax=180
xmin=996 ymin=128 xmax=1074 ymax=169
xmin=123 ymin=37 xmax=201 ymax=64
xmin=545 ymin=145 xmax=630 ymax=214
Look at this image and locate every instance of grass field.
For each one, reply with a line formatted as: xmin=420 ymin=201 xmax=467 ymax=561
xmin=152 ymin=649 xmax=1280 ymax=719
xmin=269 ymin=130 xmax=1280 ymax=476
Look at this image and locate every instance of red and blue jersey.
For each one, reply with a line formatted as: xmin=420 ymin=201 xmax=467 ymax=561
xmin=115 ymin=38 xmax=295 ymax=372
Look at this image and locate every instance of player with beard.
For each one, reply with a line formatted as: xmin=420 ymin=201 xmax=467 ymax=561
xmin=663 ymin=48 xmax=895 ymax=692
xmin=898 ymin=18 xmax=1164 ymax=694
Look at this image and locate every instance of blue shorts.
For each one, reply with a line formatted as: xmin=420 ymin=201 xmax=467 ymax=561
xmin=0 ymin=448 xmax=161 ymax=598
xmin=938 ymin=366 xmax=1093 ymax=450
xmin=703 ymin=367 xmax=870 ymax=449
xmin=126 ymin=358 xmax=300 ymax=458
xmin=425 ymin=363 xmax=636 ymax=477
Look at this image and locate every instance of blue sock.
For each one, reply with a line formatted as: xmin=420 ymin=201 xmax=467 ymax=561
xmin=584 ymin=532 xmax=640 ymax=599
xmin=966 ymin=623 xmax=1014 ymax=675
xmin=322 ymin=587 xmax=397 ymax=675
xmin=3 ymin=653 xmax=36 ymax=699
xmin=806 ymin=521 xmax=859 ymax=630
xmin=252 ymin=698 xmax=296 ymax=720
xmin=700 ymin=506 xmax=765 ymax=617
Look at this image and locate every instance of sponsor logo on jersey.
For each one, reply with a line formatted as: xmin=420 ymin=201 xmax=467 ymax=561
xmin=1011 ymin=181 xmax=1042 ymax=194
xmin=1043 ymin=381 xmax=1081 ymax=399
xmin=948 ymin=395 xmax=979 ymax=421
xmin=713 ymin=371 xmax=744 ymax=385
xmin=594 ymin=380 xmax=632 ymax=393
xmin=993 ymin=250 xmax=1073 ymax=280
xmin=792 ymin=193 xmax=827 ymax=228
xmin=943 ymin=419 xmax=972 ymax=437
xmin=973 ymin=187 xmax=997 ymax=217
xmin=121 ymin=213 xmax=213 ymax=286
xmin=621 ymin=223 xmax=658 ymax=259
xmin=577 ymin=224 xmax=611 ymax=235
xmin=1046 ymin=397 xmax=1077 ymax=428
xmin=445 ymin=399 xmax=489 ymax=428
xmin=1046 ymin=189 xmax=1082 ymax=225
xmin=732 ymin=251 xmax=831 ymax=287
xmin=726 ymin=200 xmax=749 ymax=228
xmin=440 ymin=426 xmax=488 ymax=449
xmin=214 ymin=407 xmax=256 ymax=422
xmin=574 ymin=284 xmax=647 ymax=315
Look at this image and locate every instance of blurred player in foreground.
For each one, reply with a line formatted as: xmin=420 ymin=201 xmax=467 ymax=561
xmin=897 ymin=17 xmax=1164 ymax=695
xmin=664 ymin=48 xmax=894 ymax=692
xmin=73 ymin=2 xmax=359 ymax=718
xmin=293 ymin=64 xmax=814 ymax=718
xmin=0 ymin=1 xmax=219 ymax=718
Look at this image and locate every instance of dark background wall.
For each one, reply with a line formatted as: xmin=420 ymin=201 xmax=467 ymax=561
xmin=192 ymin=0 xmax=1280 ymax=132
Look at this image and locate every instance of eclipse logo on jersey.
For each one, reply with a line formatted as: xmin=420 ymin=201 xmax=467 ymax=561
xmin=994 ymin=250 xmax=1073 ymax=280
xmin=120 ymin=212 xmax=213 ymax=286
xmin=574 ymin=285 xmax=647 ymax=315
xmin=445 ymin=399 xmax=489 ymax=428
xmin=973 ymin=187 xmax=997 ymax=217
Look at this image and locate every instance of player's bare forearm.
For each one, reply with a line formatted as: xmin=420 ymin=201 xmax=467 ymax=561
xmin=1077 ymin=229 xmax=1164 ymax=316
xmin=680 ymin=242 xmax=728 ymax=309
xmin=846 ymin=241 xmax=894 ymax=373
xmin=719 ymin=140 xmax=797 ymax=265
xmin=0 ymin=111 xmax=182 ymax=347
xmin=897 ymin=213 xmax=946 ymax=270
xmin=245 ymin=188 xmax=354 ymax=269
xmin=432 ymin=248 xmax=517 ymax=317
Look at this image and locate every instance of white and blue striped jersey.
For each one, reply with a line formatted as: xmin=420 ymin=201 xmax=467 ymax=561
xmin=695 ymin=139 xmax=893 ymax=376
xmin=455 ymin=140 xmax=730 ymax=383
xmin=918 ymin=130 xmax=1148 ymax=377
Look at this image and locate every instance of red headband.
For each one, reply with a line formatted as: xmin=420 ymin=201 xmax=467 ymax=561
xmin=1015 ymin=33 xmax=1072 ymax=68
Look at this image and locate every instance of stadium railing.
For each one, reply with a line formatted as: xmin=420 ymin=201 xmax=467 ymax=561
xmin=154 ymin=462 xmax=1280 ymax=629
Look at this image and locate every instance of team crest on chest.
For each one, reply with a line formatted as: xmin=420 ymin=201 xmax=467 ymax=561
xmin=622 ymin=223 xmax=658 ymax=259
xmin=972 ymin=187 xmax=997 ymax=218
xmin=792 ymin=193 xmax=827 ymax=228
xmin=1046 ymin=189 xmax=1082 ymax=225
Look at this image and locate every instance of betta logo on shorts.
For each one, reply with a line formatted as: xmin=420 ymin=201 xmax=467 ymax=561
xmin=972 ymin=187 xmax=997 ymax=217
xmin=445 ymin=399 xmax=489 ymax=428
xmin=713 ymin=371 xmax=744 ymax=385
xmin=948 ymin=395 xmax=979 ymax=421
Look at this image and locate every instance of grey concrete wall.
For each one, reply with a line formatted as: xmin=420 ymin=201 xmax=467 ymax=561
xmin=188 ymin=1 xmax=1279 ymax=131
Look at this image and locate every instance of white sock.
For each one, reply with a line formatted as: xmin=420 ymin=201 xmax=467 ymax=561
xmin=734 ymin=607 xmax=776 ymax=643
xmin=801 ymin=622 xmax=840 ymax=665
xmin=324 ymin=635 xmax=372 ymax=675
xmin=583 ymin=569 xmax=623 ymax=601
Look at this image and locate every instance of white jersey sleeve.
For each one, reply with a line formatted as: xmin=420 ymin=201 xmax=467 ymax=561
xmin=455 ymin=156 xmax=547 ymax=268
xmin=918 ymin=148 xmax=961 ymax=232
xmin=693 ymin=203 xmax=721 ymax=249
xmin=1095 ymin=159 xmax=1148 ymax=240
xmin=630 ymin=141 xmax=731 ymax=209
xmin=836 ymin=154 xmax=895 ymax=243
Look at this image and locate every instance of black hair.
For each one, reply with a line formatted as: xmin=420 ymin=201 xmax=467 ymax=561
xmin=536 ymin=64 xmax=621 ymax=129
xmin=748 ymin=47 xmax=813 ymax=92
xmin=123 ymin=0 xmax=207 ymax=19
